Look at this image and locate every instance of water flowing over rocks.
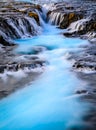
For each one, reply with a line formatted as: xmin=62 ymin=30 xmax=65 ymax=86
xmin=0 ymin=1 xmax=43 ymax=46
xmin=0 ymin=45 xmax=47 ymax=99
xmin=45 ymin=0 xmax=96 ymax=73
xmin=0 ymin=0 xmax=96 ymax=130
xmin=47 ymin=0 xmax=96 ymax=42
xmin=0 ymin=1 xmax=48 ymax=98
xmin=47 ymin=2 xmax=83 ymax=28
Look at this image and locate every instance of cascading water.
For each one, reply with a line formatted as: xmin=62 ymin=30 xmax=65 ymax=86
xmin=0 ymin=1 xmax=91 ymax=130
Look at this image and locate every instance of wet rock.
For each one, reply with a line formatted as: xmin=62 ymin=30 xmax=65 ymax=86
xmin=0 ymin=90 xmax=9 ymax=99
xmin=66 ymin=14 xmax=96 ymax=41
xmin=0 ymin=48 xmax=48 ymax=99
xmin=0 ymin=1 xmax=43 ymax=46
xmin=75 ymin=89 xmax=88 ymax=94
xmin=32 ymin=46 xmax=47 ymax=54
xmin=73 ymin=62 xmax=96 ymax=71
xmin=72 ymin=44 xmax=96 ymax=72
xmin=0 ymin=35 xmax=15 ymax=46
xmin=0 ymin=59 xmax=47 ymax=73
xmin=46 ymin=1 xmax=96 ymax=41
xmin=47 ymin=2 xmax=84 ymax=28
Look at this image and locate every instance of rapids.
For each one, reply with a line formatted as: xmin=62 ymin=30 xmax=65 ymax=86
xmin=0 ymin=1 xmax=91 ymax=130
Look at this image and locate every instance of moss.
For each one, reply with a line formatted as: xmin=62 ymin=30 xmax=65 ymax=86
xmin=28 ymin=12 xmax=39 ymax=24
xmin=69 ymin=13 xmax=75 ymax=20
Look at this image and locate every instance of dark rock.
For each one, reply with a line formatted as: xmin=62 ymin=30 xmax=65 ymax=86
xmin=0 ymin=1 xmax=43 ymax=46
xmin=46 ymin=1 xmax=96 ymax=41
xmin=72 ymin=44 xmax=96 ymax=72
xmin=0 ymin=60 xmax=47 ymax=74
xmin=75 ymin=89 xmax=88 ymax=94
xmin=0 ymin=35 xmax=15 ymax=46
xmin=47 ymin=2 xmax=84 ymax=28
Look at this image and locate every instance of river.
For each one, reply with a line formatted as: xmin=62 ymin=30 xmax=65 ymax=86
xmin=0 ymin=1 xmax=90 ymax=130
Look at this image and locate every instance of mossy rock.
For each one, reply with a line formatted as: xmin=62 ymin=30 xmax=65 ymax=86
xmin=28 ymin=12 xmax=39 ymax=24
xmin=60 ymin=12 xmax=83 ymax=29
xmin=68 ymin=13 xmax=75 ymax=20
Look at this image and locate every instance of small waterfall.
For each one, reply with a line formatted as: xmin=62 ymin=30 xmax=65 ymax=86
xmin=68 ymin=19 xmax=89 ymax=33
xmin=0 ymin=11 xmax=44 ymax=44
xmin=7 ymin=18 xmax=23 ymax=38
xmin=48 ymin=12 xmax=64 ymax=26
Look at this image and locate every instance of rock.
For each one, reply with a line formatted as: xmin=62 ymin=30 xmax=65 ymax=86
xmin=47 ymin=2 xmax=84 ymax=28
xmin=31 ymin=46 xmax=47 ymax=54
xmin=75 ymin=89 xmax=87 ymax=94
xmin=0 ymin=47 xmax=48 ymax=99
xmin=0 ymin=35 xmax=15 ymax=46
xmin=46 ymin=1 xmax=96 ymax=41
xmin=28 ymin=12 xmax=40 ymax=24
xmin=71 ymin=44 xmax=96 ymax=72
xmin=0 ymin=60 xmax=47 ymax=74
xmin=0 ymin=1 xmax=43 ymax=46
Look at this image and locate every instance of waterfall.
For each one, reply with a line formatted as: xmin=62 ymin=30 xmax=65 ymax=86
xmin=0 ymin=5 xmax=44 ymax=45
xmin=68 ymin=19 xmax=89 ymax=33
xmin=48 ymin=12 xmax=64 ymax=26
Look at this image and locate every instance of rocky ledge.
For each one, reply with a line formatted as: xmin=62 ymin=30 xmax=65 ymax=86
xmin=0 ymin=1 xmax=43 ymax=46
xmin=47 ymin=0 xmax=96 ymax=42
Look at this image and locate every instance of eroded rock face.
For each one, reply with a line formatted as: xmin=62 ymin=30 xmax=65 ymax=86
xmin=47 ymin=0 xmax=96 ymax=41
xmin=0 ymin=1 xmax=43 ymax=46
xmin=65 ymin=13 xmax=96 ymax=41
xmin=47 ymin=2 xmax=84 ymax=28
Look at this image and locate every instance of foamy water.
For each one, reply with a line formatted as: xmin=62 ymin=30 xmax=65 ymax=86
xmin=0 ymin=19 xmax=90 ymax=130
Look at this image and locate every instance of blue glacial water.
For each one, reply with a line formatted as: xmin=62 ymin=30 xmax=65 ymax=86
xmin=0 ymin=21 xmax=89 ymax=129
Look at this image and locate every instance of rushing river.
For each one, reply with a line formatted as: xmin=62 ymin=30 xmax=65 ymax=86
xmin=0 ymin=1 xmax=90 ymax=130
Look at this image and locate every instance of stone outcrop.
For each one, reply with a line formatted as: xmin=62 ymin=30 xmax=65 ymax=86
xmin=47 ymin=0 xmax=96 ymax=41
xmin=0 ymin=1 xmax=43 ymax=46
xmin=47 ymin=2 xmax=84 ymax=28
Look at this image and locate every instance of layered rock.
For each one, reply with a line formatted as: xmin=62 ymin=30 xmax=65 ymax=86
xmin=65 ymin=13 xmax=96 ymax=42
xmin=0 ymin=1 xmax=43 ymax=46
xmin=47 ymin=2 xmax=84 ymax=28
xmin=47 ymin=0 xmax=96 ymax=41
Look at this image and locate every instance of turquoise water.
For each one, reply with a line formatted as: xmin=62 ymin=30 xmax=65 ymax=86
xmin=0 ymin=22 xmax=89 ymax=130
